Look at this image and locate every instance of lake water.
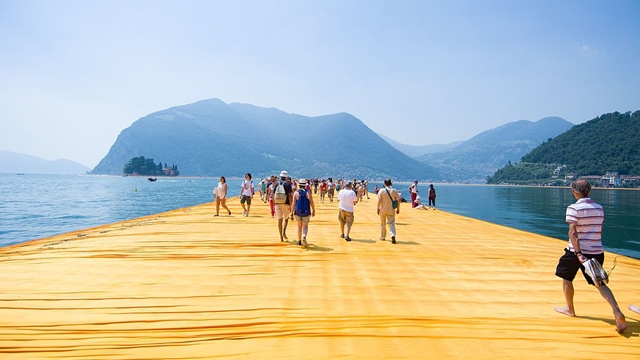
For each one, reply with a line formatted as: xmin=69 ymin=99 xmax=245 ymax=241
xmin=1 ymin=174 xmax=639 ymax=259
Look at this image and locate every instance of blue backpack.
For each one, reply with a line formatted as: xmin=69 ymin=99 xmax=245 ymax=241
xmin=295 ymin=189 xmax=311 ymax=216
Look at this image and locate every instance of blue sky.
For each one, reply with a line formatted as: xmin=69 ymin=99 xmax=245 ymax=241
xmin=1 ymin=0 xmax=639 ymax=168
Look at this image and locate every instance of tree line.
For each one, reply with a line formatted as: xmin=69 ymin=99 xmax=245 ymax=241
xmin=487 ymin=111 xmax=640 ymax=185
xmin=123 ymin=156 xmax=179 ymax=176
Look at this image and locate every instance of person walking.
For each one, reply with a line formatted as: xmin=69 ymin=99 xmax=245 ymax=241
xmin=291 ymin=178 xmax=315 ymax=247
xmin=273 ymin=171 xmax=293 ymax=242
xmin=428 ymin=184 xmax=436 ymax=210
xmin=240 ymin=173 xmax=255 ymax=217
xmin=266 ymin=175 xmax=276 ymax=218
xmin=259 ymin=178 xmax=267 ymax=203
xmin=327 ymin=178 xmax=335 ymax=202
xmin=377 ymin=178 xmax=401 ymax=244
xmin=554 ymin=179 xmax=627 ymax=333
xmin=319 ymin=180 xmax=328 ymax=203
xmin=214 ymin=176 xmax=231 ymax=216
xmin=363 ymin=180 xmax=370 ymax=199
xmin=337 ymin=181 xmax=358 ymax=241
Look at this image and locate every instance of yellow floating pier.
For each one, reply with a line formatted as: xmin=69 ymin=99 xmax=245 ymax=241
xmin=1 ymin=195 xmax=639 ymax=359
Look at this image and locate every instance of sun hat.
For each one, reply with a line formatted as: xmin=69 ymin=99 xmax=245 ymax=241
xmin=416 ymin=195 xmax=421 ymax=200
xmin=298 ymin=179 xmax=308 ymax=186
xmin=279 ymin=170 xmax=288 ymax=178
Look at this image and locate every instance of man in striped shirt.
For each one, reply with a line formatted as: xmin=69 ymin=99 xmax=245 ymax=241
xmin=554 ymin=180 xmax=627 ymax=333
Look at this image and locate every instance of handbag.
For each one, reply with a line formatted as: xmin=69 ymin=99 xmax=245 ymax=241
xmin=385 ymin=188 xmax=398 ymax=209
xmin=583 ymin=258 xmax=609 ymax=287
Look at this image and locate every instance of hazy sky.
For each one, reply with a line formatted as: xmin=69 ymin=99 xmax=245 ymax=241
xmin=1 ymin=0 xmax=639 ymax=168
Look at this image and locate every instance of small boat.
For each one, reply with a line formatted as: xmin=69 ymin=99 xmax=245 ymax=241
xmin=148 ymin=177 xmax=157 ymax=182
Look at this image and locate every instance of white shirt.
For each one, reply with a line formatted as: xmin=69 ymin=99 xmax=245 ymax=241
xmin=241 ymin=180 xmax=254 ymax=197
xmin=216 ymin=182 xmax=227 ymax=199
xmin=338 ymin=189 xmax=358 ymax=212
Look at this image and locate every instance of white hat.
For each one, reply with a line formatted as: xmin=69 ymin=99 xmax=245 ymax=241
xmin=416 ymin=195 xmax=421 ymax=200
xmin=279 ymin=170 xmax=288 ymax=178
xmin=299 ymin=178 xmax=308 ymax=186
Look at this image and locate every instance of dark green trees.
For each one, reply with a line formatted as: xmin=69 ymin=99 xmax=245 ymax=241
xmin=487 ymin=111 xmax=640 ymax=185
xmin=123 ymin=156 xmax=180 ymax=176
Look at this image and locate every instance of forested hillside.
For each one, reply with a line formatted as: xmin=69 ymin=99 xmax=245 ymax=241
xmin=487 ymin=111 xmax=640 ymax=184
xmin=522 ymin=111 xmax=640 ymax=175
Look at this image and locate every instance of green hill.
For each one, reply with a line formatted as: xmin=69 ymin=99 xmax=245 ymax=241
xmin=487 ymin=111 xmax=640 ymax=184
xmin=91 ymin=99 xmax=439 ymax=180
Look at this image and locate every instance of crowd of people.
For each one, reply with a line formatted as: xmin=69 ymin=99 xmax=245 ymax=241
xmin=211 ymin=171 xmax=409 ymax=247
xmin=213 ymin=174 xmax=444 ymax=245
xmin=211 ymin=174 xmax=635 ymax=334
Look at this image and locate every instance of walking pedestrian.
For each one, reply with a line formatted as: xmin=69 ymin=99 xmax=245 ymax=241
xmin=377 ymin=178 xmax=401 ymax=244
xmin=214 ymin=176 xmax=231 ymax=216
xmin=273 ymin=171 xmax=293 ymax=242
xmin=327 ymin=178 xmax=335 ymax=202
xmin=266 ymin=175 xmax=276 ymax=218
xmin=240 ymin=173 xmax=255 ymax=217
xmin=338 ymin=181 xmax=358 ymax=241
xmin=554 ymin=180 xmax=627 ymax=333
xmin=291 ymin=178 xmax=315 ymax=247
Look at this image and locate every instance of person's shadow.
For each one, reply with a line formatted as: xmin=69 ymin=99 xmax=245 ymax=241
xmin=394 ymin=240 xmax=420 ymax=245
xmin=305 ymin=244 xmax=333 ymax=252
xmin=579 ymin=315 xmax=639 ymax=338
xmin=350 ymin=238 xmax=376 ymax=244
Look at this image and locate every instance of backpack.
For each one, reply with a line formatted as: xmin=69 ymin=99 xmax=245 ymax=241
xmin=274 ymin=181 xmax=287 ymax=204
xmin=295 ymin=189 xmax=311 ymax=216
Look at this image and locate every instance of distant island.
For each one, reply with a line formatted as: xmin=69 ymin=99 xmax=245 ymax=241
xmin=487 ymin=111 xmax=640 ymax=188
xmin=123 ymin=156 xmax=180 ymax=176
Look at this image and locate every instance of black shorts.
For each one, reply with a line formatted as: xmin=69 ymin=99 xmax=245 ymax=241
xmin=240 ymin=195 xmax=252 ymax=205
xmin=555 ymin=249 xmax=605 ymax=286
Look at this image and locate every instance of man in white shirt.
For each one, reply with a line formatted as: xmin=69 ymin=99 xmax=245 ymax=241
xmin=337 ymin=182 xmax=358 ymax=241
xmin=554 ymin=179 xmax=627 ymax=333
xmin=240 ymin=172 xmax=255 ymax=217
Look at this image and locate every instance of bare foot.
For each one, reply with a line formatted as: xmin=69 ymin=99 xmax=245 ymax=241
xmin=615 ymin=311 xmax=627 ymax=333
xmin=629 ymin=304 xmax=640 ymax=315
xmin=554 ymin=307 xmax=575 ymax=317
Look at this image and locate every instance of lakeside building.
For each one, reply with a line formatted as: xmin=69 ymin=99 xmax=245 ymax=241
xmin=602 ymin=172 xmax=622 ymax=187
xmin=577 ymin=172 xmax=640 ymax=188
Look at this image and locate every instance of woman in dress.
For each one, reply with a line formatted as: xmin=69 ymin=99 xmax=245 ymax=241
xmin=214 ymin=176 xmax=231 ymax=216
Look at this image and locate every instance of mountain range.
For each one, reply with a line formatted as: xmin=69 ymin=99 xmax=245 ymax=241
xmin=399 ymin=117 xmax=574 ymax=181
xmin=0 ymin=150 xmax=90 ymax=174
xmin=91 ymin=99 xmax=439 ymax=180
xmin=376 ymin=134 xmax=463 ymax=157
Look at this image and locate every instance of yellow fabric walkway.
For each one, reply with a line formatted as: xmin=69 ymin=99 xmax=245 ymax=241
xmin=1 ymin=194 xmax=639 ymax=359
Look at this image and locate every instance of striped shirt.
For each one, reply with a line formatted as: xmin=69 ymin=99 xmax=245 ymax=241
xmin=566 ymin=198 xmax=604 ymax=254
